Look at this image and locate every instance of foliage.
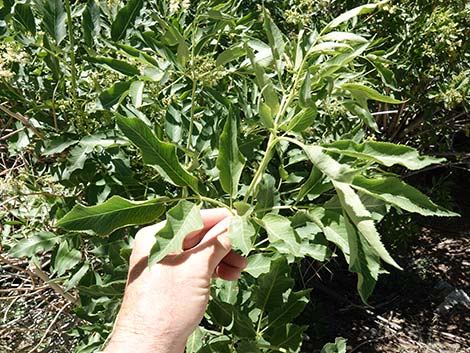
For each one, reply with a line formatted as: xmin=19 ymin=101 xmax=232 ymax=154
xmin=0 ymin=0 xmax=460 ymax=352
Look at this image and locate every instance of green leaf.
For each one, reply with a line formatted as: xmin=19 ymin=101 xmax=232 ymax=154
xmin=284 ymin=107 xmax=317 ymax=133
xmin=56 ymin=195 xmax=166 ymax=236
xmin=82 ymin=0 xmax=100 ymax=47
xmin=116 ymin=115 xmax=199 ymax=192
xmin=255 ymin=174 xmax=278 ymax=216
xmin=38 ymin=0 xmax=66 ymax=44
xmin=244 ymin=253 xmax=272 ymax=278
xmin=65 ymin=261 xmax=90 ymax=292
xmin=232 ymin=309 xmax=257 ymax=338
xmin=149 ymin=201 xmax=203 ymax=265
xmin=333 ymin=181 xmax=401 ymax=269
xmin=216 ymin=111 xmax=246 ymax=197
xmin=129 ymin=80 xmax=145 ymax=107
xmin=323 ymin=140 xmax=446 ymax=170
xmin=110 ymin=0 xmax=144 ymax=41
xmin=86 ymin=56 xmax=140 ymax=76
xmin=266 ymin=289 xmax=310 ymax=328
xmin=54 ymin=240 xmax=82 ymax=275
xmin=307 ymin=208 xmax=350 ymax=262
xmin=343 ymin=101 xmax=378 ymax=131
xmin=13 ymin=3 xmax=36 ymax=35
xmin=261 ymin=214 xmax=302 ymax=257
xmin=300 ymin=71 xmax=312 ymax=108
xmin=207 ymin=299 xmax=233 ymax=327
xmin=302 ymin=144 xmax=358 ymax=182
xmin=297 ymin=165 xmax=332 ymax=202
xmin=321 ymin=337 xmax=347 ymax=353
xmin=263 ymin=11 xmax=285 ymax=74
xmin=259 ymin=102 xmax=274 ymax=129
xmin=254 ymin=258 xmax=294 ymax=310
xmin=341 ymin=83 xmax=403 ymax=106
xmin=321 ymin=31 xmax=368 ymax=43
xmin=352 ymin=175 xmax=459 ymax=217
xmin=98 ymin=81 xmax=131 ymax=109
xmin=236 ymin=341 xmax=261 ymax=353
xmin=8 ymin=232 xmax=58 ymax=258
xmin=324 ymin=1 xmax=389 ymax=32
xmin=216 ymin=46 xmax=245 ymax=66
xmin=186 ymin=327 xmax=207 ymax=353
xmin=372 ymin=61 xmax=397 ymax=89
xmin=266 ymin=324 xmax=307 ymax=352
xmin=344 ymin=212 xmax=380 ymax=303
xmin=228 ymin=215 xmax=254 ymax=255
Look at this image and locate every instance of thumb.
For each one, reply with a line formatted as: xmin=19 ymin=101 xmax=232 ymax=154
xmin=187 ymin=219 xmax=233 ymax=274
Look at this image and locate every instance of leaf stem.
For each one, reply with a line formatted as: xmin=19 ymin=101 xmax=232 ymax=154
xmin=64 ymin=0 xmax=79 ymax=114
xmin=243 ymin=134 xmax=279 ymax=203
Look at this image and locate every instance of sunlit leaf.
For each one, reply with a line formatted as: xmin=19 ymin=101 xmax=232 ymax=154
xmin=56 ymin=195 xmax=166 ymax=236
xmin=149 ymin=201 xmax=203 ymax=265
xmin=110 ymin=0 xmax=144 ymax=41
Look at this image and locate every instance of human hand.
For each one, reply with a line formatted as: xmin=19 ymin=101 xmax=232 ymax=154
xmin=103 ymin=208 xmax=247 ymax=353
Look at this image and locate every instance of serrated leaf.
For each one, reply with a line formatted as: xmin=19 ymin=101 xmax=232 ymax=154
xmin=13 ymin=3 xmax=36 ymax=35
xmin=38 ymin=0 xmax=66 ymax=44
xmin=302 ymin=144 xmax=358 ymax=183
xmin=82 ymin=0 xmax=100 ymax=47
xmin=352 ymin=175 xmax=459 ymax=217
xmin=324 ymin=1 xmax=389 ymax=32
xmin=342 ymin=83 xmax=403 ymax=106
xmin=228 ymin=215 xmax=254 ymax=255
xmin=344 ymin=212 xmax=380 ymax=303
xmin=116 ymin=115 xmax=199 ymax=192
xmin=149 ymin=201 xmax=203 ymax=265
xmin=307 ymin=208 xmax=350 ymax=261
xmin=262 ymin=214 xmax=302 ymax=257
xmin=323 ymin=140 xmax=446 ymax=170
xmin=334 ymin=181 xmax=400 ymax=269
xmin=232 ymin=309 xmax=257 ymax=338
xmin=110 ymin=0 xmax=144 ymax=41
xmin=54 ymin=240 xmax=82 ymax=275
xmin=216 ymin=111 xmax=245 ymax=197
xmin=244 ymin=253 xmax=272 ymax=278
xmin=56 ymin=195 xmax=166 ymax=236
xmin=8 ymin=232 xmax=58 ymax=258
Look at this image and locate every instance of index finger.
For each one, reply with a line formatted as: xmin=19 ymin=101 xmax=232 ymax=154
xmin=182 ymin=208 xmax=233 ymax=250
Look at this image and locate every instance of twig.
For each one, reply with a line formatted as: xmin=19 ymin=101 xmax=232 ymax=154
xmin=0 ymin=103 xmax=45 ymax=138
xmin=26 ymin=302 xmax=71 ymax=353
xmin=30 ymin=265 xmax=79 ymax=305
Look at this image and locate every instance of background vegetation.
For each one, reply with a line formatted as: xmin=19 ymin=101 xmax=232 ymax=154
xmin=0 ymin=0 xmax=468 ymax=352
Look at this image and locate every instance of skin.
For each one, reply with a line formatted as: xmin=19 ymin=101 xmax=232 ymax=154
xmin=104 ymin=208 xmax=247 ymax=353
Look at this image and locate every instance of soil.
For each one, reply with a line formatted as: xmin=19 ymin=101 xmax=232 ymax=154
xmin=299 ymin=160 xmax=470 ymax=353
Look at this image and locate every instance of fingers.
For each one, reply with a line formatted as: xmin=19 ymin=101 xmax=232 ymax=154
xmin=183 ymin=208 xmax=233 ymax=249
xmin=215 ymin=262 xmax=243 ymax=281
xmin=214 ymin=250 xmax=247 ymax=281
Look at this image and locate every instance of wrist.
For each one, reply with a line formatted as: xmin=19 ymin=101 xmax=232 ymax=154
xmin=104 ymin=328 xmax=186 ymax=353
